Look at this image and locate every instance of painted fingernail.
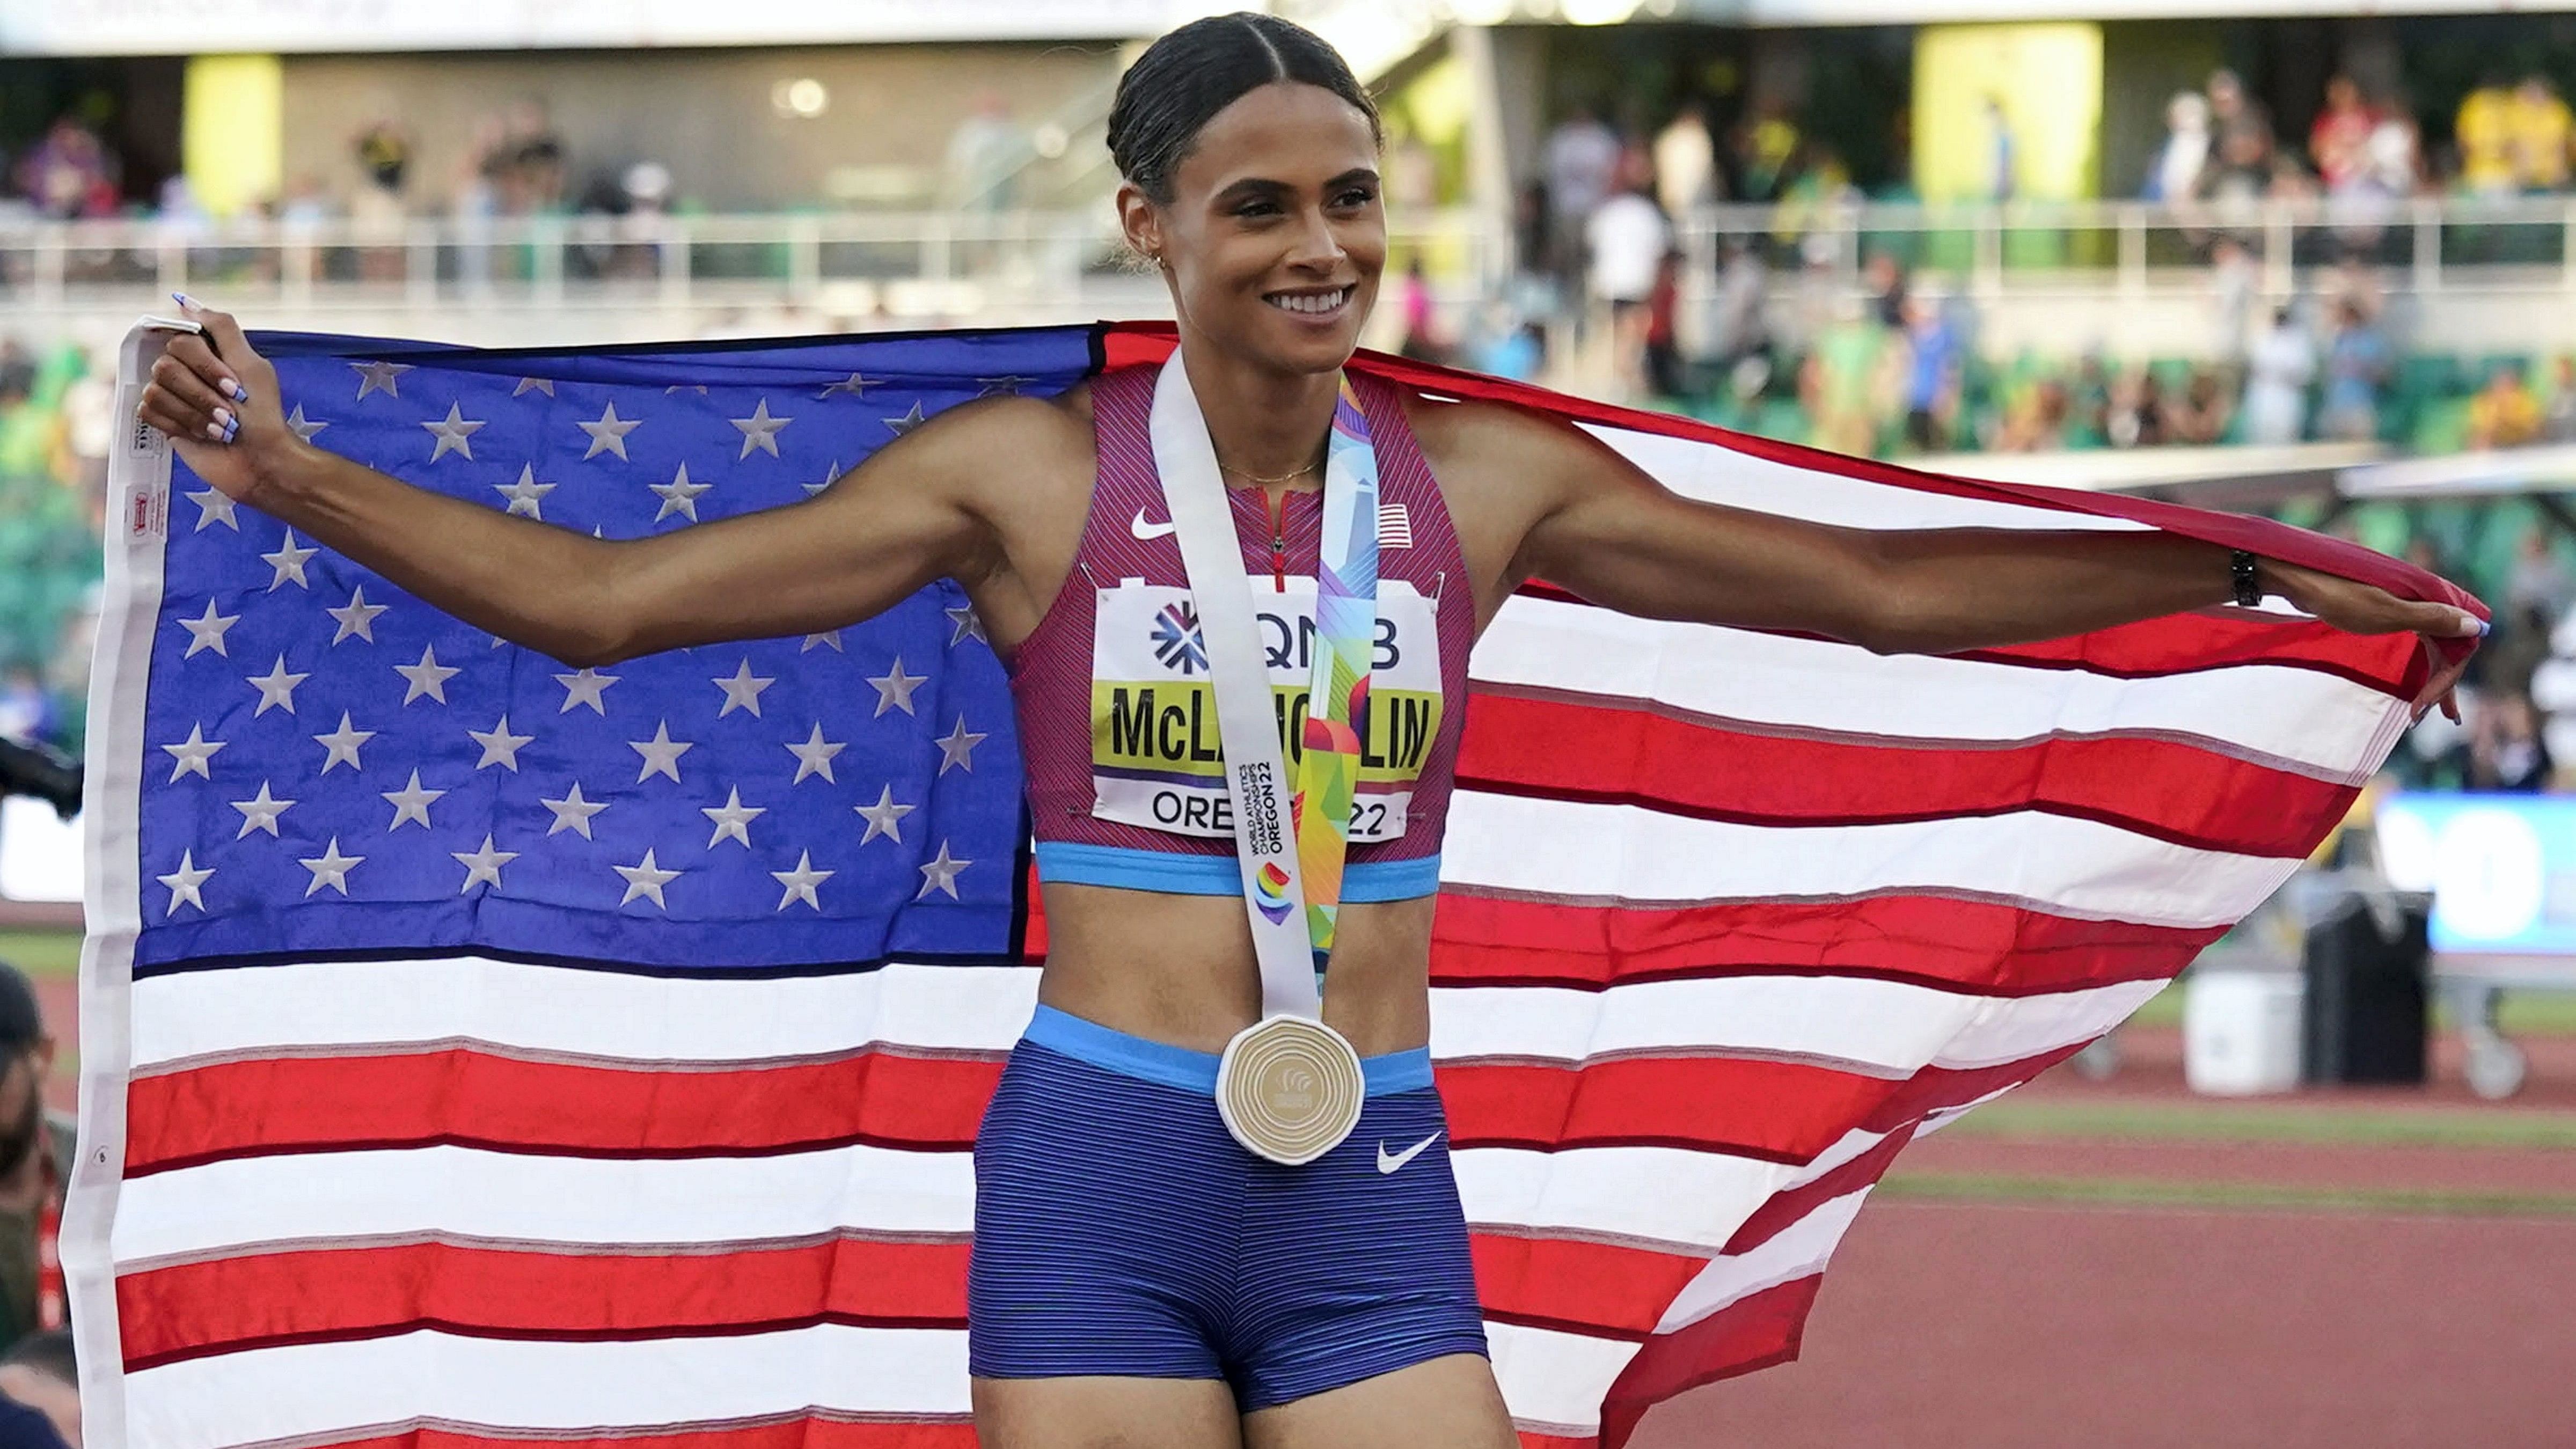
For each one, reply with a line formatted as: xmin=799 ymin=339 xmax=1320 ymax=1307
xmin=222 ymin=418 xmax=239 ymax=442
xmin=211 ymin=406 xmax=235 ymax=430
xmin=220 ymin=377 xmax=246 ymax=402
xmin=171 ymin=291 xmax=201 ymax=312
xmin=204 ymin=419 xmax=226 ymax=441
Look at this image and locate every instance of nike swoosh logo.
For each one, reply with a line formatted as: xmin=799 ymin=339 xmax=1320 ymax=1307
xmin=1130 ymin=508 xmax=1177 ymax=541
xmin=1377 ymin=1131 xmax=1441 ymax=1175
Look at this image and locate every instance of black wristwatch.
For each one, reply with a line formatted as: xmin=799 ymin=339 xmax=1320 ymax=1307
xmin=2230 ymin=549 xmax=2263 ymax=608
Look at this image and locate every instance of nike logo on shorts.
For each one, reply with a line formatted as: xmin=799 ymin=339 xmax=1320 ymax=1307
xmin=1130 ymin=508 xmax=1177 ymax=540
xmin=1377 ymin=1131 xmax=1441 ymax=1175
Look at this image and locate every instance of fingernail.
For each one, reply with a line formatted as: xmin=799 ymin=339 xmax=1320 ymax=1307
xmin=211 ymin=406 xmax=235 ymax=430
xmin=204 ymin=419 xmax=226 ymax=441
xmin=222 ymin=378 xmax=248 ymax=402
xmin=171 ymin=291 xmax=200 ymax=312
xmin=222 ymin=418 xmax=239 ymax=442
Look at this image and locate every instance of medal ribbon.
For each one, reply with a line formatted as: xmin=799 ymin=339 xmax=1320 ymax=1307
xmin=1291 ymin=382 xmax=1380 ymax=968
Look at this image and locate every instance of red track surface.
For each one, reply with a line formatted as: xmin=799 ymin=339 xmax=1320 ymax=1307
xmin=1634 ymin=1201 xmax=2576 ymax=1449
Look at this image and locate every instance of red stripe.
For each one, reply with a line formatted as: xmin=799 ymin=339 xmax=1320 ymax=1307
xmin=125 ymin=1049 xmax=1000 ymax=1176
xmin=1720 ymin=1125 xmax=1917 ymax=1257
xmin=117 ymin=1234 xmax=970 ymax=1372
xmin=320 ymin=1419 xmax=972 ymax=1449
xmin=1518 ymin=1436 xmax=1598 ymax=1449
xmin=1439 ymin=1045 xmax=2079 ymax=1164
xmin=1472 ymin=1234 xmax=1700 ymax=1340
xmin=1430 ymin=890 xmax=2218 ymax=994
xmin=1459 ymin=688 xmax=2354 ymax=858
xmin=1596 ymin=1276 xmax=1825 ymax=1449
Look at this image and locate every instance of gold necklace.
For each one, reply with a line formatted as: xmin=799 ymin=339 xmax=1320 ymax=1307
xmin=1217 ymin=456 xmax=1322 ymax=487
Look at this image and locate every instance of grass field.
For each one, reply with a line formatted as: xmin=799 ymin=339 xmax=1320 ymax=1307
xmin=0 ymin=929 xmax=77 ymax=978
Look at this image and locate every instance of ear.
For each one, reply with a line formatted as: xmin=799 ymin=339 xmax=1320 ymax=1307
xmin=1115 ymin=182 xmax=1166 ymax=266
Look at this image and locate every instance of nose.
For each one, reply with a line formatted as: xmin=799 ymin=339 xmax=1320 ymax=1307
xmin=1285 ymin=205 xmax=1345 ymax=272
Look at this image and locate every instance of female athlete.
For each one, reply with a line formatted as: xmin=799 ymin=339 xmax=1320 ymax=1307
xmin=139 ymin=14 xmax=2475 ymax=1448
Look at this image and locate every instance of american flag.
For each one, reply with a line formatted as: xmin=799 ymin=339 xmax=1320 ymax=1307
xmin=68 ymin=321 xmax=2472 ymax=1449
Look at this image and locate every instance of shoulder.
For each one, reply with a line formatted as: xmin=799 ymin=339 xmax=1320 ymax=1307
xmin=908 ymin=383 xmax=1093 ymax=465
xmin=1400 ymin=393 xmax=1612 ymax=493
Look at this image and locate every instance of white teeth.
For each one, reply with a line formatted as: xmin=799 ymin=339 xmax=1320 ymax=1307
xmin=1268 ymin=289 xmax=1346 ymax=315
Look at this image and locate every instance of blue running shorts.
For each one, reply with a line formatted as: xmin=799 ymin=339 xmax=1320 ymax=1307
xmin=968 ymin=1005 xmax=1490 ymax=1409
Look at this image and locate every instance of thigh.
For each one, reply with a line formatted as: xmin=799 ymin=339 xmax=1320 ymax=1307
xmin=976 ymin=1374 xmax=1244 ymax=1449
xmin=1239 ymin=1353 xmax=1517 ymax=1449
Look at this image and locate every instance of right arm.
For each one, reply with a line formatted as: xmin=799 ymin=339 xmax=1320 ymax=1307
xmin=138 ymin=304 xmax=1055 ymax=666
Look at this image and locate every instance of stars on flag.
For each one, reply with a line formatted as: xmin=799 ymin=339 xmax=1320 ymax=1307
xmin=299 ymin=837 xmax=363 ymax=897
xmin=771 ymin=851 xmax=830 ymax=911
xmin=394 ymin=645 xmax=461 ymax=705
xmin=156 ymin=851 xmax=213 ymax=917
xmin=513 ymin=377 xmax=555 ymax=397
xmin=422 ymin=402 xmax=487 ymax=462
xmin=882 ymin=401 xmax=927 ymax=437
xmin=261 ymin=530 xmax=318 ymax=590
xmin=803 ymin=460 xmax=840 ymax=497
xmin=935 ymin=715 xmax=987 ymax=775
xmin=453 ymin=835 xmax=517 ymax=892
xmin=350 ymin=360 xmax=413 ymax=399
xmin=712 ymin=660 xmax=774 ymax=718
xmin=230 ymin=781 xmax=294 ymax=838
xmin=161 ymin=724 xmax=224 ymax=781
xmin=614 ymin=848 xmax=681 ymax=909
xmin=382 ymin=770 xmax=446 ymax=830
xmin=731 ymin=398 xmax=792 ymax=458
xmin=246 ymin=656 xmax=309 ymax=717
xmin=702 ymin=787 xmax=764 ymax=848
xmin=469 ymin=714 xmax=534 ymax=771
xmin=917 ymin=840 xmax=970 ymax=900
xmin=541 ymin=782 xmax=610 ymax=839
xmin=177 ymin=599 xmax=240 ymax=657
xmin=186 ymin=487 xmax=240 ymax=532
xmin=494 ymin=465 xmax=555 ymax=520
xmin=867 ymin=657 xmax=926 ymax=718
xmin=818 ymin=372 xmax=882 ymax=399
xmin=628 ymin=721 xmax=694 ymax=784
xmin=326 ymin=585 xmax=387 ymax=645
xmin=649 ymin=462 xmax=711 ymax=523
xmin=785 ymin=723 xmax=845 ymax=785
xmin=555 ymin=668 xmax=619 ymax=714
xmin=854 ymin=784 xmax=912 ymax=846
xmin=284 ymin=403 xmax=329 ymax=441
xmin=313 ymin=713 xmax=376 ymax=774
xmin=801 ymin=631 xmax=843 ymax=653
xmin=944 ymin=604 xmax=986 ymax=646
xmin=579 ymin=400 xmax=640 ymax=460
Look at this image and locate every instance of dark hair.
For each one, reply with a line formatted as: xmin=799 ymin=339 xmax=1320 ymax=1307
xmin=0 ymin=962 xmax=37 ymax=1058
xmin=1107 ymin=12 xmax=1381 ymax=204
xmin=0 ymin=1328 xmax=71 ymax=1385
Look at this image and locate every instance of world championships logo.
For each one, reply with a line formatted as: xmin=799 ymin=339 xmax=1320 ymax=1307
xmin=1151 ymin=601 xmax=1207 ymax=675
xmin=1252 ymin=860 xmax=1295 ymax=923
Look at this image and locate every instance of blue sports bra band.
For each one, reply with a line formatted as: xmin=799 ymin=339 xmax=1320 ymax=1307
xmin=1034 ymin=842 xmax=1441 ymax=903
xmin=1022 ymin=1005 xmax=1435 ymax=1097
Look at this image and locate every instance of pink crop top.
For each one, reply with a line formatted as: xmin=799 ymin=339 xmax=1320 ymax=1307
xmin=1005 ymin=363 xmax=1471 ymax=900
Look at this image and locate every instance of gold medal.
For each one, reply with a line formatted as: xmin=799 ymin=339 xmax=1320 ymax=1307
xmin=1214 ymin=1015 xmax=1365 ymax=1166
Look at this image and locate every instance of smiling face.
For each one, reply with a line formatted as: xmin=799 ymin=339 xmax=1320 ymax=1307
xmin=1118 ymin=81 xmax=1385 ymax=378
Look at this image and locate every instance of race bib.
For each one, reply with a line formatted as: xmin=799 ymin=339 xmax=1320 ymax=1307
xmin=1090 ymin=577 xmax=1443 ymax=841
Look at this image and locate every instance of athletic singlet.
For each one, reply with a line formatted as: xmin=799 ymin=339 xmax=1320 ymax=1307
xmin=1006 ymin=363 xmax=1471 ymax=901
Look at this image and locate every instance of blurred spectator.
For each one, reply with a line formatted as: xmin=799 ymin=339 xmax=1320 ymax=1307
xmin=0 ymin=1393 xmax=65 ymax=1449
xmin=0 ymin=671 xmax=53 ymax=749
xmin=1394 ymin=257 xmax=1444 ymax=365
xmin=1899 ymin=290 xmax=1963 ymax=451
xmin=1981 ymin=96 xmax=2017 ymax=202
xmin=2505 ymin=525 xmax=2571 ymax=621
xmin=2317 ymin=299 xmax=2391 ymax=441
xmin=1653 ymin=101 xmax=1719 ymax=219
xmin=1801 ymin=295 xmax=1900 ymax=456
xmin=2471 ymin=692 xmax=2552 ymax=791
xmin=2508 ymin=75 xmax=2574 ymax=193
xmin=2456 ymin=74 xmax=2519 ymax=197
xmin=1643 ymin=251 xmax=1687 ymax=400
xmin=10 ymin=120 xmax=116 ymax=222
xmin=1474 ymin=317 xmax=1546 ymax=382
xmin=1864 ymin=253 xmax=1907 ymax=331
xmin=2208 ymin=236 xmax=2258 ymax=364
xmin=1733 ymin=99 xmax=1802 ymax=204
xmin=502 ymin=100 xmax=567 ymax=214
xmin=2206 ymin=70 xmax=2275 ymax=170
xmin=2309 ymin=76 xmax=2379 ymax=192
xmin=1997 ymin=377 xmax=2070 ymax=452
xmin=1707 ymin=237 xmax=1770 ymax=367
xmin=946 ymin=92 xmax=1021 ymax=211
xmin=0 ymin=1330 xmax=74 ymax=1447
xmin=2107 ymin=365 xmax=2169 ymax=448
xmin=1585 ymin=179 xmax=1670 ymax=393
xmin=1545 ymin=105 xmax=1622 ymax=283
xmin=2165 ymin=364 xmax=2236 ymax=445
xmin=0 ymin=962 xmax=67 ymax=1352
xmin=2146 ymin=91 xmax=2212 ymax=203
xmin=2242 ymin=305 xmax=2315 ymax=445
xmin=2467 ymin=360 xmax=2544 ymax=449
xmin=2545 ymin=356 xmax=2576 ymax=443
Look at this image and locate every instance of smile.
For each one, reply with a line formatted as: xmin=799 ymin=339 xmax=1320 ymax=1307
xmin=1264 ymin=286 xmax=1351 ymax=319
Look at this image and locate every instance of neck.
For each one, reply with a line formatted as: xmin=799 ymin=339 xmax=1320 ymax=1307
xmin=1176 ymin=321 xmax=1342 ymax=491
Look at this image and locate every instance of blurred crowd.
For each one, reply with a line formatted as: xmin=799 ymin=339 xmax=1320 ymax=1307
xmin=0 ymin=340 xmax=107 ymax=762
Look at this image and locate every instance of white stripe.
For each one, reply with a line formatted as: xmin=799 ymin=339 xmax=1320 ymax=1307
xmin=129 ymin=958 xmax=1040 ymax=1071
xmin=1588 ymin=424 xmax=2151 ymax=533
xmin=112 ymin=1143 xmax=970 ymax=1266
xmin=1432 ymin=976 xmax=2167 ymax=1077
xmin=1487 ymin=1319 xmax=1643 ymax=1438
xmin=1441 ymin=792 xmax=2300 ymax=930
xmin=126 ymin=1324 xmax=968 ymax=1449
xmin=1454 ymin=1145 xmax=1792 ymax=1255
xmin=1474 ymin=596 xmax=2401 ymax=780
xmin=1654 ymin=1187 xmax=1871 ymax=1333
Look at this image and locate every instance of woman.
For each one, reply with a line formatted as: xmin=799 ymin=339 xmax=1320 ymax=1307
xmin=138 ymin=16 xmax=2476 ymax=1448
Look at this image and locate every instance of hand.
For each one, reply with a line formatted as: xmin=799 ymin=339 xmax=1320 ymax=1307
xmin=135 ymin=295 xmax=300 ymax=509
xmin=2264 ymin=557 xmax=2483 ymax=723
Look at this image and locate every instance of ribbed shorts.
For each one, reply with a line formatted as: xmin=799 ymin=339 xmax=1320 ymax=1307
xmin=967 ymin=1006 xmax=1490 ymax=1410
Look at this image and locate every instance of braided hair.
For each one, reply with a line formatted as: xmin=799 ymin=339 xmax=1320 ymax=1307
xmin=1107 ymin=12 xmax=1381 ymax=204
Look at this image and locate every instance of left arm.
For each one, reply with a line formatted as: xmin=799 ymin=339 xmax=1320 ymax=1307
xmin=1433 ymin=402 xmax=2482 ymax=705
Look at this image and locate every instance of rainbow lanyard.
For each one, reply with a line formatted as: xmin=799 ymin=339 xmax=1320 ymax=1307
xmin=1290 ymin=380 xmax=1381 ymax=969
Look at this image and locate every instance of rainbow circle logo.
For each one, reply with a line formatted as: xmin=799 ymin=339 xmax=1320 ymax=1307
xmin=1253 ymin=860 xmax=1294 ymax=923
